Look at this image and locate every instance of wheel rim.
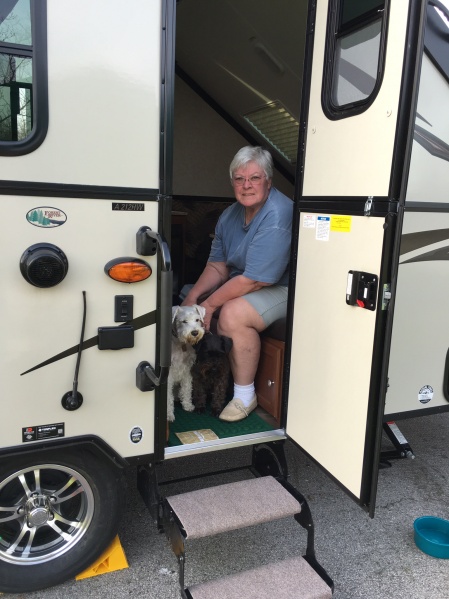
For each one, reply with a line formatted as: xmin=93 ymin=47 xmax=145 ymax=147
xmin=0 ymin=463 xmax=94 ymax=565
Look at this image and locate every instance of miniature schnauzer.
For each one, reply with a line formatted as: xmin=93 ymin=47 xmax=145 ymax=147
xmin=191 ymin=333 xmax=233 ymax=417
xmin=168 ymin=304 xmax=206 ymax=422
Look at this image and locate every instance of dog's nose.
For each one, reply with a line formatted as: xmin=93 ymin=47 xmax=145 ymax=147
xmin=191 ymin=330 xmax=198 ymax=337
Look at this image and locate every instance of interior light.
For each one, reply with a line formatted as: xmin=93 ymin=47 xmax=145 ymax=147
xmin=105 ymin=257 xmax=152 ymax=283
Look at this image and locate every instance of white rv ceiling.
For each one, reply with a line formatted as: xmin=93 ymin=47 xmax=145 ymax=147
xmin=175 ymin=0 xmax=308 ymax=172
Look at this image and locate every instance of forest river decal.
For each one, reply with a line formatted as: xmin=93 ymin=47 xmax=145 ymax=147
xmin=26 ymin=206 xmax=67 ymax=228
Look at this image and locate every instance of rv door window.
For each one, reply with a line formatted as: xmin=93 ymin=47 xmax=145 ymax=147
xmin=0 ymin=0 xmax=47 ymax=153
xmin=322 ymin=0 xmax=388 ymax=119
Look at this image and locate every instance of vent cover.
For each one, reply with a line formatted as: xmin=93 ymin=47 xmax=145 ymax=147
xmin=20 ymin=243 xmax=69 ymax=288
xmin=243 ymin=101 xmax=299 ymax=164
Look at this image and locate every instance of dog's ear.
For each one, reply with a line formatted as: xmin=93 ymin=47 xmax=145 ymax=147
xmin=222 ymin=335 xmax=233 ymax=354
xmin=172 ymin=305 xmax=180 ymax=323
xmin=193 ymin=304 xmax=206 ymax=322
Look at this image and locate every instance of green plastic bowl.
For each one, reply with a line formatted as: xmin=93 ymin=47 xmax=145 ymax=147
xmin=414 ymin=517 xmax=449 ymax=559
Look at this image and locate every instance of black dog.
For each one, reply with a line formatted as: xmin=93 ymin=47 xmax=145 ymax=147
xmin=191 ymin=333 xmax=233 ymax=417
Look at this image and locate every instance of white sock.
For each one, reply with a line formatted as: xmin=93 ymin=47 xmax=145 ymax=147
xmin=234 ymin=383 xmax=255 ymax=407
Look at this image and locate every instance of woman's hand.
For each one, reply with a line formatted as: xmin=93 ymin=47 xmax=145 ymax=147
xmin=180 ymin=293 xmax=198 ymax=307
xmin=200 ymin=299 xmax=215 ymax=332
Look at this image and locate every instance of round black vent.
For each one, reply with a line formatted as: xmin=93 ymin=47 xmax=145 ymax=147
xmin=20 ymin=243 xmax=69 ymax=288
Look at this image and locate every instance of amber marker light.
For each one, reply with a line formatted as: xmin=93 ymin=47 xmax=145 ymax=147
xmin=104 ymin=257 xmax=152 ymax=283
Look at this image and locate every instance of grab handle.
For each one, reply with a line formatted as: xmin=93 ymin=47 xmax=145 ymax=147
xmin=136 ymin=226 xmax=173 ymax=389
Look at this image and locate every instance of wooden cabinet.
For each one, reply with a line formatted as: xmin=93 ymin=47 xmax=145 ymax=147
xmin=255 ymin=337 xmax=285 ymax=426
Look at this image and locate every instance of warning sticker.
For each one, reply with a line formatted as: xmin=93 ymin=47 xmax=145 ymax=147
xmin=303 ymin=214 xmax=316 ymax=228
xmin=316 ymin=216 xmax=331 ymax=241
xmin=22 ymin=423 xmax=65 ymax=443
xmin=331 ymin=215 xmax=352 ymax=232
xmin=418 ymin=385 xmax=433 ymax=404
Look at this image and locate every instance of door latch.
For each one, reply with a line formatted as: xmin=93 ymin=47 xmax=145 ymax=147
xmin=346 ymin=271 xmax=378 ymax=311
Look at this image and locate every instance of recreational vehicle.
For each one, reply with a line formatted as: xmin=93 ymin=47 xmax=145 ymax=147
xmin=0 ymin=0 xmax=448 ymax=595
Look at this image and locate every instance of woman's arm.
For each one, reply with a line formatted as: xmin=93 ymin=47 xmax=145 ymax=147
xmin=181 ymin=261 xmax=230 ymax=306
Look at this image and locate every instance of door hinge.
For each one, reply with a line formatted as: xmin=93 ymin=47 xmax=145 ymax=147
xmin=382 ymin=284 xmax=392 ymax=310
xmin=364 ymin=196 xmax=373 ymax=216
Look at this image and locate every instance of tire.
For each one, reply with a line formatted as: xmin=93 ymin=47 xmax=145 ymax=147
xmin=0 ymin=447 xmax=125 ymax=594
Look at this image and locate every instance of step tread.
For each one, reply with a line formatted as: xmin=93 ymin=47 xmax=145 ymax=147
xmin=187 ymin=556 xmax=332 ymax=599
xmin=166 ymin=476 xmax=301 ymax=539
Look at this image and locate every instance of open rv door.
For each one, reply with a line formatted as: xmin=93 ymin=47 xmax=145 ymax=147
xmin=0 ymin=0 xmax=174 ymax=592
xmin=286 ymin=0 xmax=425 ymax=516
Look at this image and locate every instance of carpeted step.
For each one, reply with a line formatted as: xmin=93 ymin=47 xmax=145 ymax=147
xmin=166 ymin=476 xmax=301 ymax=539
xmin=187 ymin=556 xmax=333 ymax=599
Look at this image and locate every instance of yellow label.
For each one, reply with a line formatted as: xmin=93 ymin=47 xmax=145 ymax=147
xmin=331 ymin=215 xmax=352 ymax=232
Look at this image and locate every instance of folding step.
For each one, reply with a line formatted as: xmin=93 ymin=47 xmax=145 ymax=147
xmin=186 ymin=556 xmax=333 ymax=599
xmin=166 ymin=475 xmax=301 ymax=539
xmin=162 ymin=471 xmax=333 ymax=597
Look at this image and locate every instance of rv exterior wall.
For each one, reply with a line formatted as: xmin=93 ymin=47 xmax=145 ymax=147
xmin=3 ymin=0 xmax=162 ymax=189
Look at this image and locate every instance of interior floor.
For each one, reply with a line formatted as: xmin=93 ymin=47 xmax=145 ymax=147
xmin=166 ymin=402 xmax=278 ymax=448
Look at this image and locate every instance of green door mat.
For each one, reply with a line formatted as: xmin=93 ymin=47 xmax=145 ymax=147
xmin=168 ymin=404 xmax=275 ymax=447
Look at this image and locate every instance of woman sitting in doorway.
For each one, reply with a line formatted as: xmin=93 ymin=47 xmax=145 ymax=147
xmin=182 ymin=146 xmax=293 ymax=421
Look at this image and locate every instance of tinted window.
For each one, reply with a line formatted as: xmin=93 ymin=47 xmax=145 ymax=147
xmin=0 ymin=0 xmax=47 ymax=154
xmin=323 ymin=0 xmax=388 ymax=118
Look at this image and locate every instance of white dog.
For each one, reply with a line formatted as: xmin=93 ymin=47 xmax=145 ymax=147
xmin=167 ymin=304 xmax=206 ymax=422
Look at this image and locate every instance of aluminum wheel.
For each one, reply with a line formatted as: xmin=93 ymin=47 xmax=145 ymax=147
xmin=0 ymin=463 xmax=94 ymax=565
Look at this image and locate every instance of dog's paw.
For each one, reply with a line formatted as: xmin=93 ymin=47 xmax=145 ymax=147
xmin=194 ymin=406 xmax=206 ymax=414
xmin=181 ymin=401 xmax=195 ymax=412
xmin=211 ymin=407 xmax=222 ymax=418
xmin=167 ymin=412 xmax=175 ymax=422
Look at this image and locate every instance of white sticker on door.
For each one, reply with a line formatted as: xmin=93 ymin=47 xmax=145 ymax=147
xmin=316 ymin=216 xmax=330 ymax=241
xmin=303 ymin=214 xmax=316 ymax=228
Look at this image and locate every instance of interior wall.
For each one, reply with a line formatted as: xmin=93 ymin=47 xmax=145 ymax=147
xmin=173 ymin=75 xmax=295 ymax=199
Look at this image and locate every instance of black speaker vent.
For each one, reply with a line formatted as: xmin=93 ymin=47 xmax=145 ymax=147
xmin=20 ymin=243 xmax=69 ymax=288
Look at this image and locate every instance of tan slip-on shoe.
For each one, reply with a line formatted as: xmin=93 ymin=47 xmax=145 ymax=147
xmin=218 ymin=394 xmax=258 ymax=422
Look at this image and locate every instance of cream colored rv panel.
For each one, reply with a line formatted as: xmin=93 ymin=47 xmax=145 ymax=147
xmin=287 ymin=214 xmax=384 ymax=498
xmin=1 ymin=198 xmax=158 ymax=457
xmin=4 ymin=0 xmax=162 ymax=189
xmin=302 ymin=1 xmax=409 ymax=197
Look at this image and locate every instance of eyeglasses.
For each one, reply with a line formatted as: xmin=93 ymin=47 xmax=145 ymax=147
xmin=232 ymin=174 xmax=265 ymax=186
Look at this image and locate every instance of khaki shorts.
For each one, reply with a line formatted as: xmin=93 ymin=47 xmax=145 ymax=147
xmin=242 ymin=285 xmax=288 ymax=328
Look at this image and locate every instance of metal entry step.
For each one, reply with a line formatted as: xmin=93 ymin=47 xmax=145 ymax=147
xmin=166 ymin=475 xmax=301 ymax=539
xmin=186 ymin=556 xmax=333 ymax=599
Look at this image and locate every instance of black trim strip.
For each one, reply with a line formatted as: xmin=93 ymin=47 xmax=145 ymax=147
xmin=0 ymin=180 xmax=160 ymax=199
xmin=282 ymin=0 xmax=319 ymax=429
xmin=20 ymin=310 xmax=157 ymax=375
xmin=299 ymin=197 xmax=397 ymax=216
xmin=360 ymin=211 xmax=398 ymax=516
xmin=405 ymin=202 xmax=449 ymax=212
xmin=0 ymin=435 xmax=131 ymax=469
xmin=384 ymin=404 xmax=449 ymax=421
xmin=389 ymin=0 xmax=426 ymax=202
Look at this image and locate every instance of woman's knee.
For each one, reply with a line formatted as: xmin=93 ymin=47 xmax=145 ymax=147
xmin=217 ymin=300 xmax=240 ymax=333
xmin=218 ymin=298 xmax=264 ymax=333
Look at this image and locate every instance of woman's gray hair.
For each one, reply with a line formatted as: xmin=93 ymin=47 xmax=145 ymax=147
xmin=229 ymin=146 xmax=273 ymax=181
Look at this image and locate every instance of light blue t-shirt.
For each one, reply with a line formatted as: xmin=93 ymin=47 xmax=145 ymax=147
xmin=208 ymin=187 xmax=293 ymax=286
